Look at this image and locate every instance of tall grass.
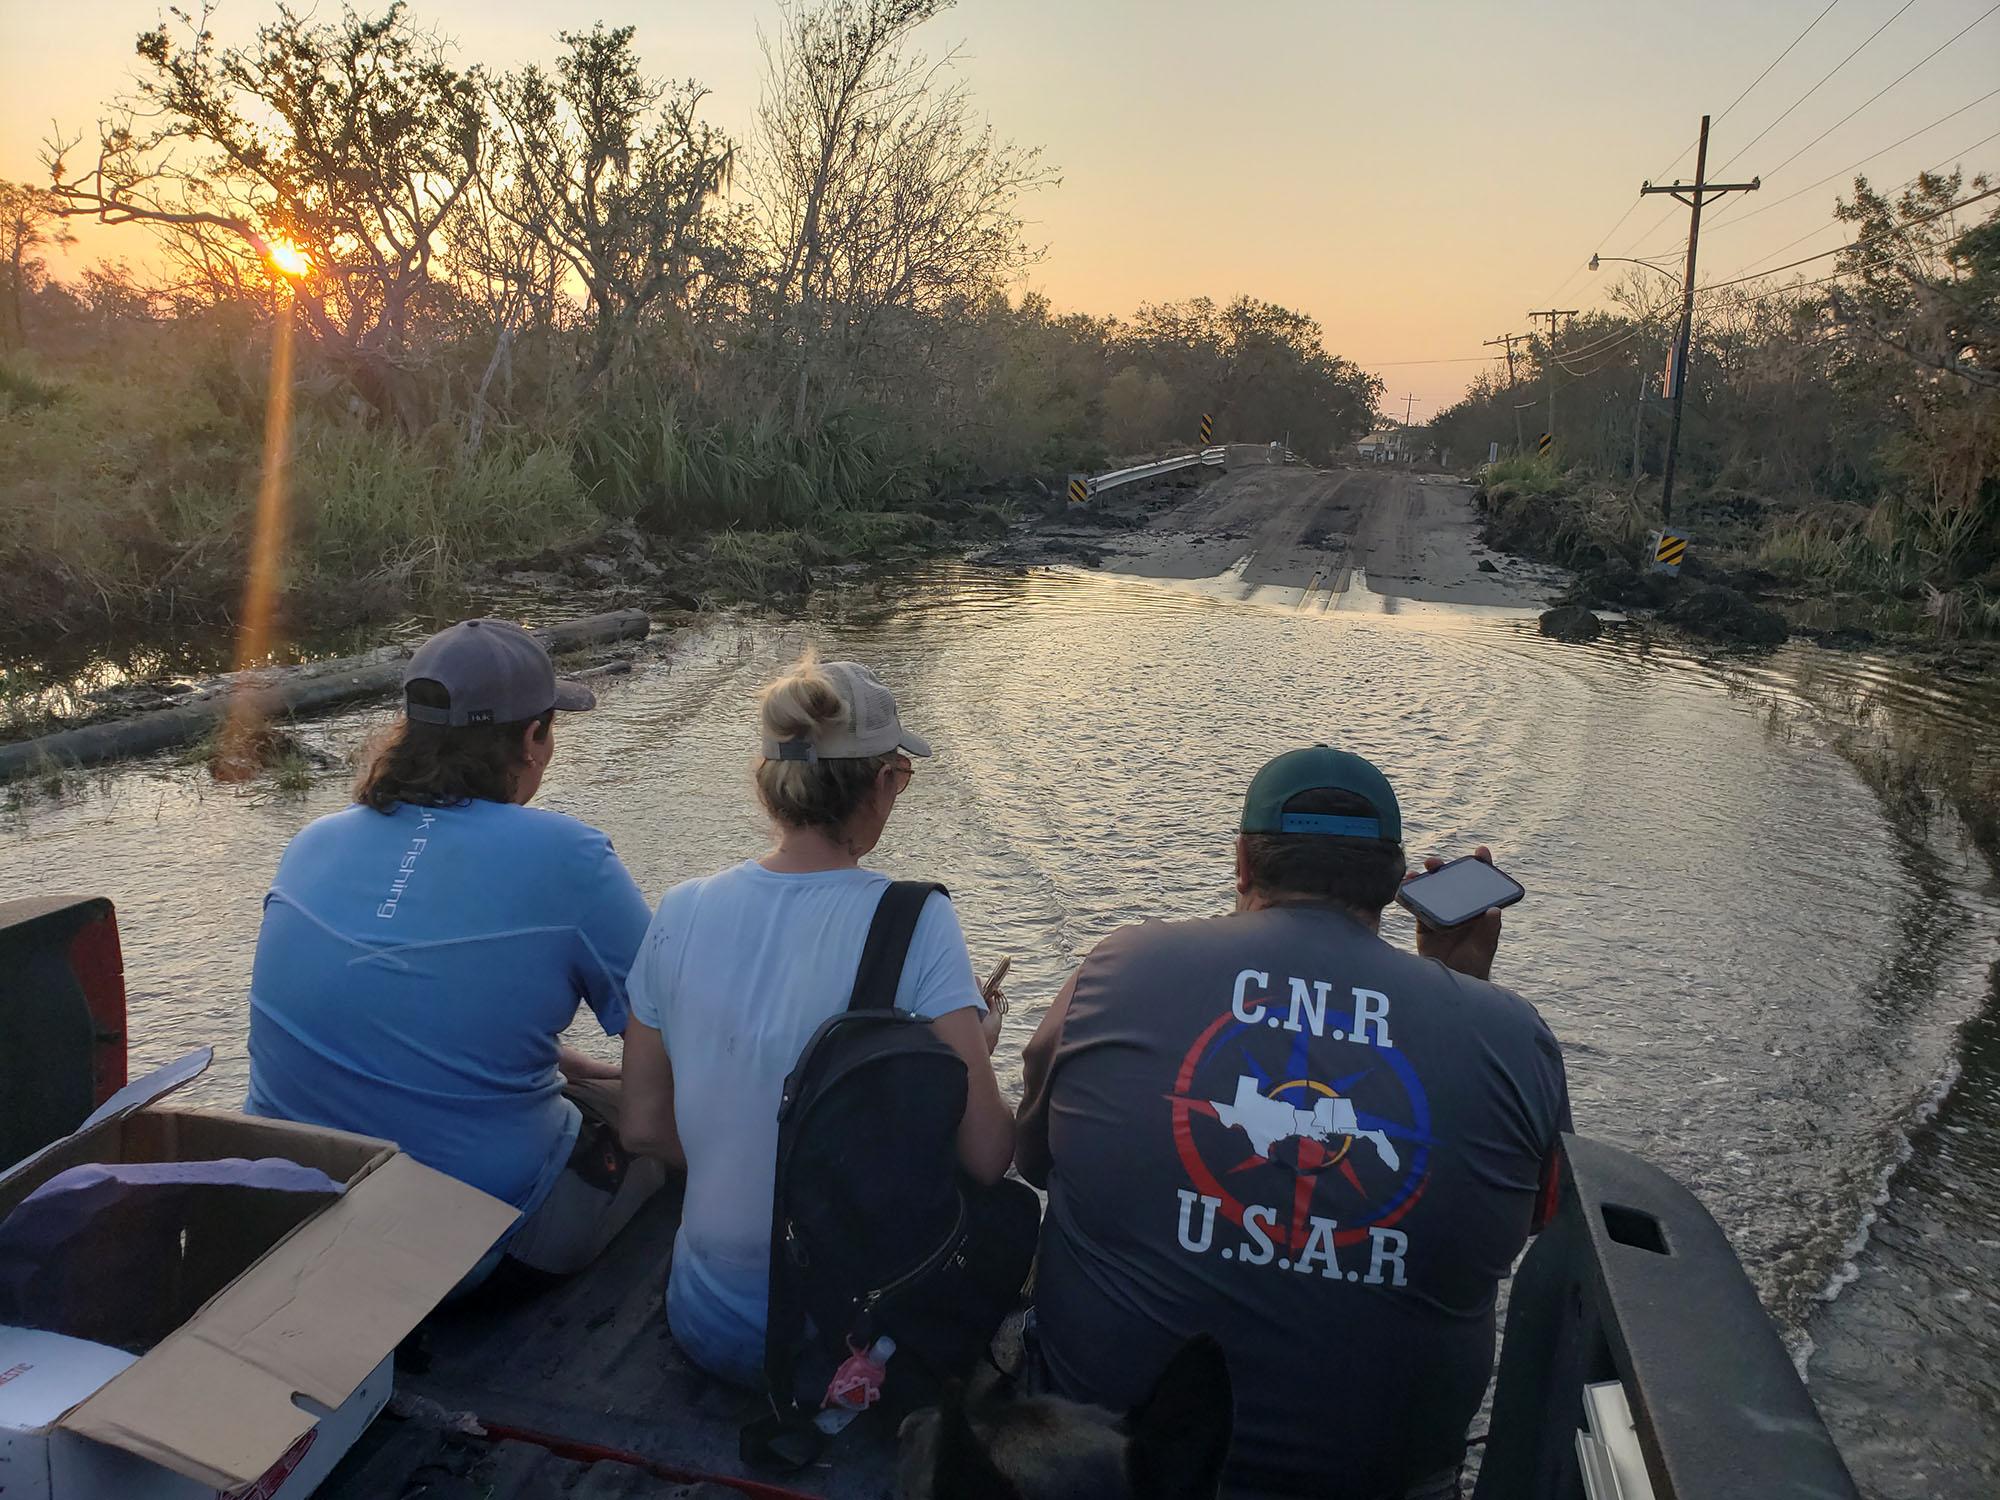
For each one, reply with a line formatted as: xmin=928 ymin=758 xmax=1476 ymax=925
xmin=0 ymin=359 xmax=67 ymax=413
xmin=0 ymin=360 xmax=596 ymax=638
xmin=1 ymin=347 xmax=991 ymax=644
xmin=1481 ymin=452 xmax=1568 ymax=498
xmin=574 ymin=392 xmax=945 ymax=533
xmin=1756 ymin=507 xmax=1908 ymax=588
xmin=284 ymin=421 xmax=592 ymax=592
xmin=1758 ymin=504 xmax=2000 ymax=639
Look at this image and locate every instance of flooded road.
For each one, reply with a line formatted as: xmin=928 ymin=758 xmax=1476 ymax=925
xmin=4 ymin=543 xmax=1996 ymax=1495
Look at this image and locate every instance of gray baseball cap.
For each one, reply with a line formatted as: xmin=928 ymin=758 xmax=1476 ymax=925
xmin=403 ymin=619 xmax=596 ymax=727
xmin=760 ymin=660 xmax=933 ymax=762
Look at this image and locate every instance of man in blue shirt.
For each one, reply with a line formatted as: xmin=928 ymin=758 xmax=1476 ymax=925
xmin=246 ymin=619 xmax=663 ymax=1282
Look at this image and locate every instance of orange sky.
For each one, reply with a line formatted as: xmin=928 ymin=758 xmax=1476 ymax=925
xmin=4 ymin=0 xmax=1998 ymax=421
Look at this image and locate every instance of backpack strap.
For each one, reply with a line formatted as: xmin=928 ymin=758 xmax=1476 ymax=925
xmin=846 ymin=881 xmax=948 ymax=1013
xmin=745 ymin=878 xmax=950 ymax=1471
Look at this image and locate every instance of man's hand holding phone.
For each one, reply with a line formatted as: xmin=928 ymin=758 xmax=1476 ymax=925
xmin=1401 ymin=845 xmax=1509 ymax=982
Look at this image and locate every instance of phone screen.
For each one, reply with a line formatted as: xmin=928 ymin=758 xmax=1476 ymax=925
xmin=1399 ymin=856 xmax=1523 ymax=928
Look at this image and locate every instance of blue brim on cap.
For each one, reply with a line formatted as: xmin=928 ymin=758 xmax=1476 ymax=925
xmin=1242 ymin=745 xmax=1402 ymax=842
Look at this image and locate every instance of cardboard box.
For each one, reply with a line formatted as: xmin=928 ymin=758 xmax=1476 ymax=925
xmin=0 ymin=1049 xmax=518 ymax=1498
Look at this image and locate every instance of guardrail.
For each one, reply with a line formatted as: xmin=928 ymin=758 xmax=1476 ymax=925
xmin=1071 ymin=442 xmax=1300 ymax=503
xmin=1080 ymin=445 xmax=1227 ymax=499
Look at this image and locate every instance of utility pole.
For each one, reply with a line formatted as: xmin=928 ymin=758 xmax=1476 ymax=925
xmin=1641 ymin=113 xmax=1758 ymax=524
xmin=1484 ymin=333 xmax=1531 ymax=454
xmin=1628 ymin=369 xmax=1653 ymax=501
xmin=1400 ymin=394 xmax=1419 ymax=464
xmin=1525 ymin=307 xmax=1577 ymax=447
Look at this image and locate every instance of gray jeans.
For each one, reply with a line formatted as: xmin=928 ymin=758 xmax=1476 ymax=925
xmin=504 ymin=1078 xmax=667 ymax=1276
xmin=1017 ymin=1311 xmax=1463 ymax=1500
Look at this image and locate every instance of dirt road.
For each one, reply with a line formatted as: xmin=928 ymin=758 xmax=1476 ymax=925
xmin=991 ymin=463 xmax=1564 ymax=608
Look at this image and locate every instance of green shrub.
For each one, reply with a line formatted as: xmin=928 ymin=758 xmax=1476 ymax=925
xmin=1482 ymin=453 xmax=1569 ymax=498
xmin=0 ymin=361 xmax=67 ymax=413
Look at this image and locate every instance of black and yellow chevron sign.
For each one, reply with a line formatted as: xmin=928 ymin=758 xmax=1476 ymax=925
xmin=1536 ymin=432 xmax=1553 ymax=456
xmin=1656 ymin=531 xmax=1687 ymax=568
xmin=1199 ymin=413 xmax=1214 ymax=444
xmin=1068 ymin=475 xmax=1089 ymax=505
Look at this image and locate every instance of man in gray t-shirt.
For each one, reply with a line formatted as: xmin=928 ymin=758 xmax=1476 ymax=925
xmin=1017 ymin=746 xmax=1570 ymax=1500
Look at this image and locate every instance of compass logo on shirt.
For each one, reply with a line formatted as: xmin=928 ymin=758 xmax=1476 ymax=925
xmin=1167 ymin=971 xmax=1431 ymax=1267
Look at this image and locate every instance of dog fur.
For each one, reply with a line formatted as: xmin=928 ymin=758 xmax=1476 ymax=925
xmin=897 ymin=1335 xmax=1233 ymax=1500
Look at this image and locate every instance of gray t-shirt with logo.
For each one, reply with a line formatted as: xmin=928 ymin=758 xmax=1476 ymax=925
xmin=1029 ymin=905 xmax=1570 ymax=1498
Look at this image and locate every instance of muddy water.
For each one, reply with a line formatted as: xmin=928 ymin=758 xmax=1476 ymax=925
xmin=3 ymin=562 xmax=1995 ymax=1496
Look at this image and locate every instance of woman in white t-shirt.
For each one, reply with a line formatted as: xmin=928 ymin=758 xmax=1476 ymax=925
xmin=618 ymin=652 xmax=1014 ymax=1385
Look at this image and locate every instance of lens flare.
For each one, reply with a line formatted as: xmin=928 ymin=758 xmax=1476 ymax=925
xmin=266 ymin=239 xmax=312 ymax=278
xmin=214 ymin=296 xmax=297 ymax=781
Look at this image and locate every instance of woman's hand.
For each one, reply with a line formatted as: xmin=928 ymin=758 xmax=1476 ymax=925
xmin=978 ymin=956 xmax=1011 ymax=1055
xmin=558 ymin=1044 xmax=622 ymax=1083
xmin=980 ymin=985 xmax=1009 ymax=1054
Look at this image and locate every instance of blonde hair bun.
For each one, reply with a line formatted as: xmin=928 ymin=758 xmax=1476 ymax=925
xmin=754 ymin=650 xmax=896 ymax=831
xmin=757 ymin=649 xmax=852 ymax=747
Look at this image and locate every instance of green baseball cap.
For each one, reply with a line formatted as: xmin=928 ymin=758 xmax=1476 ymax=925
xmin=1241 ymin=744 xmax=1402 ymax=842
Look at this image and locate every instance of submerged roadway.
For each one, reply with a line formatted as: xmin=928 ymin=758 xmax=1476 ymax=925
xmin=1001 ymin=460 xmax=1566 ymax=609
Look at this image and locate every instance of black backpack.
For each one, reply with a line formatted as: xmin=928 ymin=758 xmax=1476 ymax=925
xmin=747 ymin=881 xmax=1039 ymax=1463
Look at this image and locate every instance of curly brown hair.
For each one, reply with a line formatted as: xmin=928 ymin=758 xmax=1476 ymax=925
xmin=354 ymin=679 xmax=552 ymax=813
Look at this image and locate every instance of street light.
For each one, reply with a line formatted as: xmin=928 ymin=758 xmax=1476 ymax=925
xmin=1589 ymin=253 xmax=1683 ymax=290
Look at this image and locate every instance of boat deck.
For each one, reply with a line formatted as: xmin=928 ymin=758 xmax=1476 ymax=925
xmin=320 ymin=1183 xmax=901 ymax=1500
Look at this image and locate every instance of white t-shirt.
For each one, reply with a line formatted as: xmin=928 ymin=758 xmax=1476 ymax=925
xmin=627 ymin=859 xmax=986 ymax=1383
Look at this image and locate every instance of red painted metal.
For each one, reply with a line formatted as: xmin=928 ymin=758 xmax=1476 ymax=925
xmin=67 ymin=905 xmax=128 ymax=1100
xmin=478 ymin=1421 xmax=827 ymax=1500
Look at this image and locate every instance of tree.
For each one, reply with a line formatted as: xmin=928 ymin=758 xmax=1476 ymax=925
xmin=1826 ymin=173 xmax=2000 ymax=582
xmin=753 ymin=0 xmax=1054 ymax=427
xmin=1831 ymin=170 xmax=1999 ymax=391
xmin=491 ymin=25 xmax=744 ymax=386
xmin=1118 ymin=296 xmax=1380 ymax=458
xmin=45 ymin=2 xmax=483 ymax=427
xmin=0 ymin=183 xmax=77 ymax=348
xmin=1102 ymin=365 xmax=1177 ymax=451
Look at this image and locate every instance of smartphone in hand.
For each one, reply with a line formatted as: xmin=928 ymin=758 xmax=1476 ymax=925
xmin=981 ymin=955 xmax=1012 ymax=1005
xmin=1396 ymin=855 xmax=1524 ymax=929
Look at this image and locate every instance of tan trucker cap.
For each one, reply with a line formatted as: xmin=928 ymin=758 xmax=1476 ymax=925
xmin=760 ymin=660 xmax=933 ymax=762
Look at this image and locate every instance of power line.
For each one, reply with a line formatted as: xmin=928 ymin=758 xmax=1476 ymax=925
xmin=1714 ymin=0 xmax=1847 ymax=130
xmin=1550 ymin=203 xmax=1650 ymax=303
xmin=1549 ymin=165 xmax=1685 ymax=305
xmin=1373 ymin=187 xmax=1996 ymax=376
xmin=1703 ymin=182 xmax=2000 ymax=292
xmin=1695 ymin=91 xmax=2000 ymax=238
xmin=1554 ymin=327 xmax=1647 ymax=377
xmin=1712 ymin=0 xmax=1916 ymax=176
xmin=1544 ymin=2 xmax=1840 ymax=306
xmin=1705 ymin=3 xmax=2000 ymax=231
xmin=1616 ymin=0 xmax=1913 ymax=257
xmin=1651 ymin=123 xmax=2000 ymax=282
xmin=1724 ymin=146 xmax=1996 ymax=279
xmin=1534 ymin=301 xmax=1681 ymax=367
